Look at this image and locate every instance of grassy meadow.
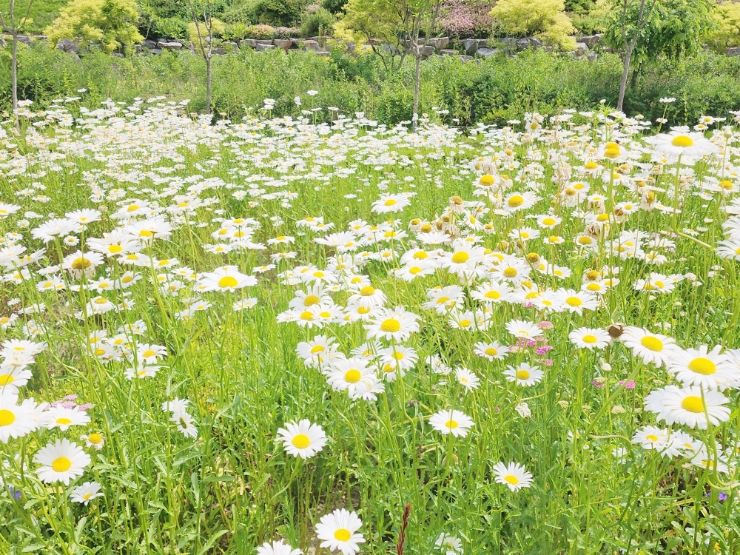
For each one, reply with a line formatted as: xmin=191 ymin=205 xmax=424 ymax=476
xmin=0 ymin=99 xmax=738 ymax=554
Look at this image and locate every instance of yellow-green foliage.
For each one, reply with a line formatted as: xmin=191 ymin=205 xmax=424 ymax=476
xmin=187 ymin=18 xmax=226 ymax=54
xmin=704 ymin=2 xmax=740 ymax=50
xmin=491 ymin=0 xmax=576 ymax=50
xmin=44 ymin=0 xmax=143 ymax=53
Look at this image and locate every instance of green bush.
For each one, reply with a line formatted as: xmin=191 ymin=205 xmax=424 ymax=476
xmin=491 ymin=0 xmax=576 ymax=50
xmin=1 ymin=43 xmax=737 ymax=128
xmin=245 ymin=23 xmax=276 ymax=39
xmin=300 ymin=7 xmax=335 ymax=37
xmin=44 ymin=0 xmax=143 ymax=53
xmin=321 ymin=0 xmax=349 ymax=14
xmin=251 ymin=0 xmax=310 ymax=26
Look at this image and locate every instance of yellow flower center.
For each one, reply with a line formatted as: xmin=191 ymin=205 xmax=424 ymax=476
xmin=384 ymin=198 xmax=397 ymax=206
xmin=640 ymin=336 xmax=663 ymax=352
xmin=291 ymin=434 xmax=311 ymax=449
xmin=345 ymin=369 xmax=361 ymax=383
xmin=687 ymin=357 xmax=716 ymax=376
xmin=504 ymin=474 xmax=519 ymax=485
xmin=503 ymin=267 xmax=517 ymax=278
xmin=681 ymin=396 xmax=704 ymax=413
xmin=88 ymin=433 xmax=103 ymax=444
xmin=304 ymin=295 xmax=320 ymax=306
xmin=0 ymin=374 xmax=14 ymax=385
xmin=360 ymin=286 xmax=375 ymax=296
xmin=108 ymin=244 xmax=123 ymax=254
xmin=542 ymin=217 xmax=555 ymax=226
xmin=451 ymin=251 xmax=469 ymax=264
xmin=485 ymin=347 xmax=498 ymax=356
xmin=566 ymin=297 xmax=582 ymax=307
xmin=445 ymin=419 xmax=459 ymax=429
xmin=334 ymin=528 xmax=352 ymax=542
xmin=515 ymin=369 xmax=530 ymax=380
xmin=217 ymin=276 xmax=238 ymax=288
xmin=71 ymin=257 xmax=92 ymax=270
xmin=508 ymin=195 xmax=524 ymax=207
xmin=52 ymin=457 xmax=72 ymax=472
xmin=484 ymin=290 xmax=501 ymax=300
xmin=310 ymin=345 xmax=325 ymax=354
xmin=480 ymin=174 xmax=495 ymax=186
xmin=56 ymin=417 xmax=72 ymax=426
xmin=646 ymin=434 xmax=659 ymax=442
xmin=0 ymin=409 xmax=15 ymax=426
xmin=671 ymin=135 xmax=694 ymax=148
xmin=380 ymin=318 xmax=401 ymax=333
xmin=299 ymin=311 xmax=314 ymax=321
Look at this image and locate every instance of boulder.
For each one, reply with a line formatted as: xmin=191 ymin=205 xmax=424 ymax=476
xmin=142 ymin=39 xmax=157 ymax=49
xmin=515 ymin=37 xmax=531 ymax=50
xmin=460 ymin=55 xmax=474 ymax=63
xmin=426 ymin=36 xmax=449 ymax=50
xmin=157 ymin=40 xmax=183 ymax=50
xmin=255 ymin=39 xmax=273 ymax=45
xmin=222 ymin=41 xmax=238 ymax=51
xmin=727 ymin=47 xmax=740 ymax=56
xmin=255 ymin=43 xmax=275 ymax=52
xmin=417 ymin=45 xmax=436 ymax=58
xmin=476 ymin=47 xmax=499 ymax=58
xmin=440 ymin=49 xmax=457 ymax=56
xmin=578 ymin=34 xmax=603 ymax=48
xmin=239 ymin=39 xmax=257 ymax=49
xmin=463 ymin=38 xmax=485 ymax=54
xmin=274 ymin=38 xmax=292 ymax=50
xmin=574 ymin=42 xmax=589 ymax=55
xmin=302 ymin=39 xmax=320 ymax=51
xmin=315 ymin=50 xmax=330 ymax=56
xmin=56 ymin=39 xmax=79 ymax=54
xmin=16 ymin=34 xmax=31 ymax=44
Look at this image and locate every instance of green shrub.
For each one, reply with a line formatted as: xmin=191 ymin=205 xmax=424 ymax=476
xmin=245 ymin=23 xmax=276 ymax=39
xmin=704 ymin=2 xmax=740 ymax=51
xmin=44 ymin=0 xmax=143 ymax=53
xmin=1 ymin=43 xmax=737 ymax=127
xmin=321 ymin=0 xmax=349 ymax=14
xmin=491 ymin=0 xmax=576 ymax=50
xmin=300 ymin=7 xmax=335 ymax=37
xmin=224 ymin=22 xmax=251 ymax=41
xmin=251 ymin=0 xmax=310 ymax=26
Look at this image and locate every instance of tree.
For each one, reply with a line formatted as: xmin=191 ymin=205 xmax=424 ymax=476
xmin=188 ymin=1 xmax=224 ymax=116
xmin=0 ymin=0 xmax=35 ymax=131
xmin=45 ymin=0 xmax=143 ymax=53
xmin=341 ymin=0 xmax=443 ymax=131
xmin=490 ymin=0 xmax=576 ymax=50
xmin=603 ymin=0 xmax=713 ymax=112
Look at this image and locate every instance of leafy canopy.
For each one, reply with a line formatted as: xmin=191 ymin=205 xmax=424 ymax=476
xmin=603 ymin=0 xmax=713 ymax=65
xmin=45 ymin=0 xmax=143 ymax=53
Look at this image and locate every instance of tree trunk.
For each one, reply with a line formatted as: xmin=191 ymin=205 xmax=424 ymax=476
xmin=412 ymin=43 xmax=421 ymax=133
xmin=616 ymin=42 xmax=634 ymax=113
xmin=9 ymin=0 xmax=19 ymax=131
xmin=205 ymin=56 xmax=212 ymax=115
xmin=11 ymin=33 xmax=19 ymax=131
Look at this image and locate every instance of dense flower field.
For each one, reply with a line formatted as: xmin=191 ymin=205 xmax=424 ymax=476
xmin=0 ymin=99 xmax=738 ymax=553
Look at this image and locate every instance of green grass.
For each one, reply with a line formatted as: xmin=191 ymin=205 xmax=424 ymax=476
xmin=0 ymin=101 xmax=737 ymax=553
